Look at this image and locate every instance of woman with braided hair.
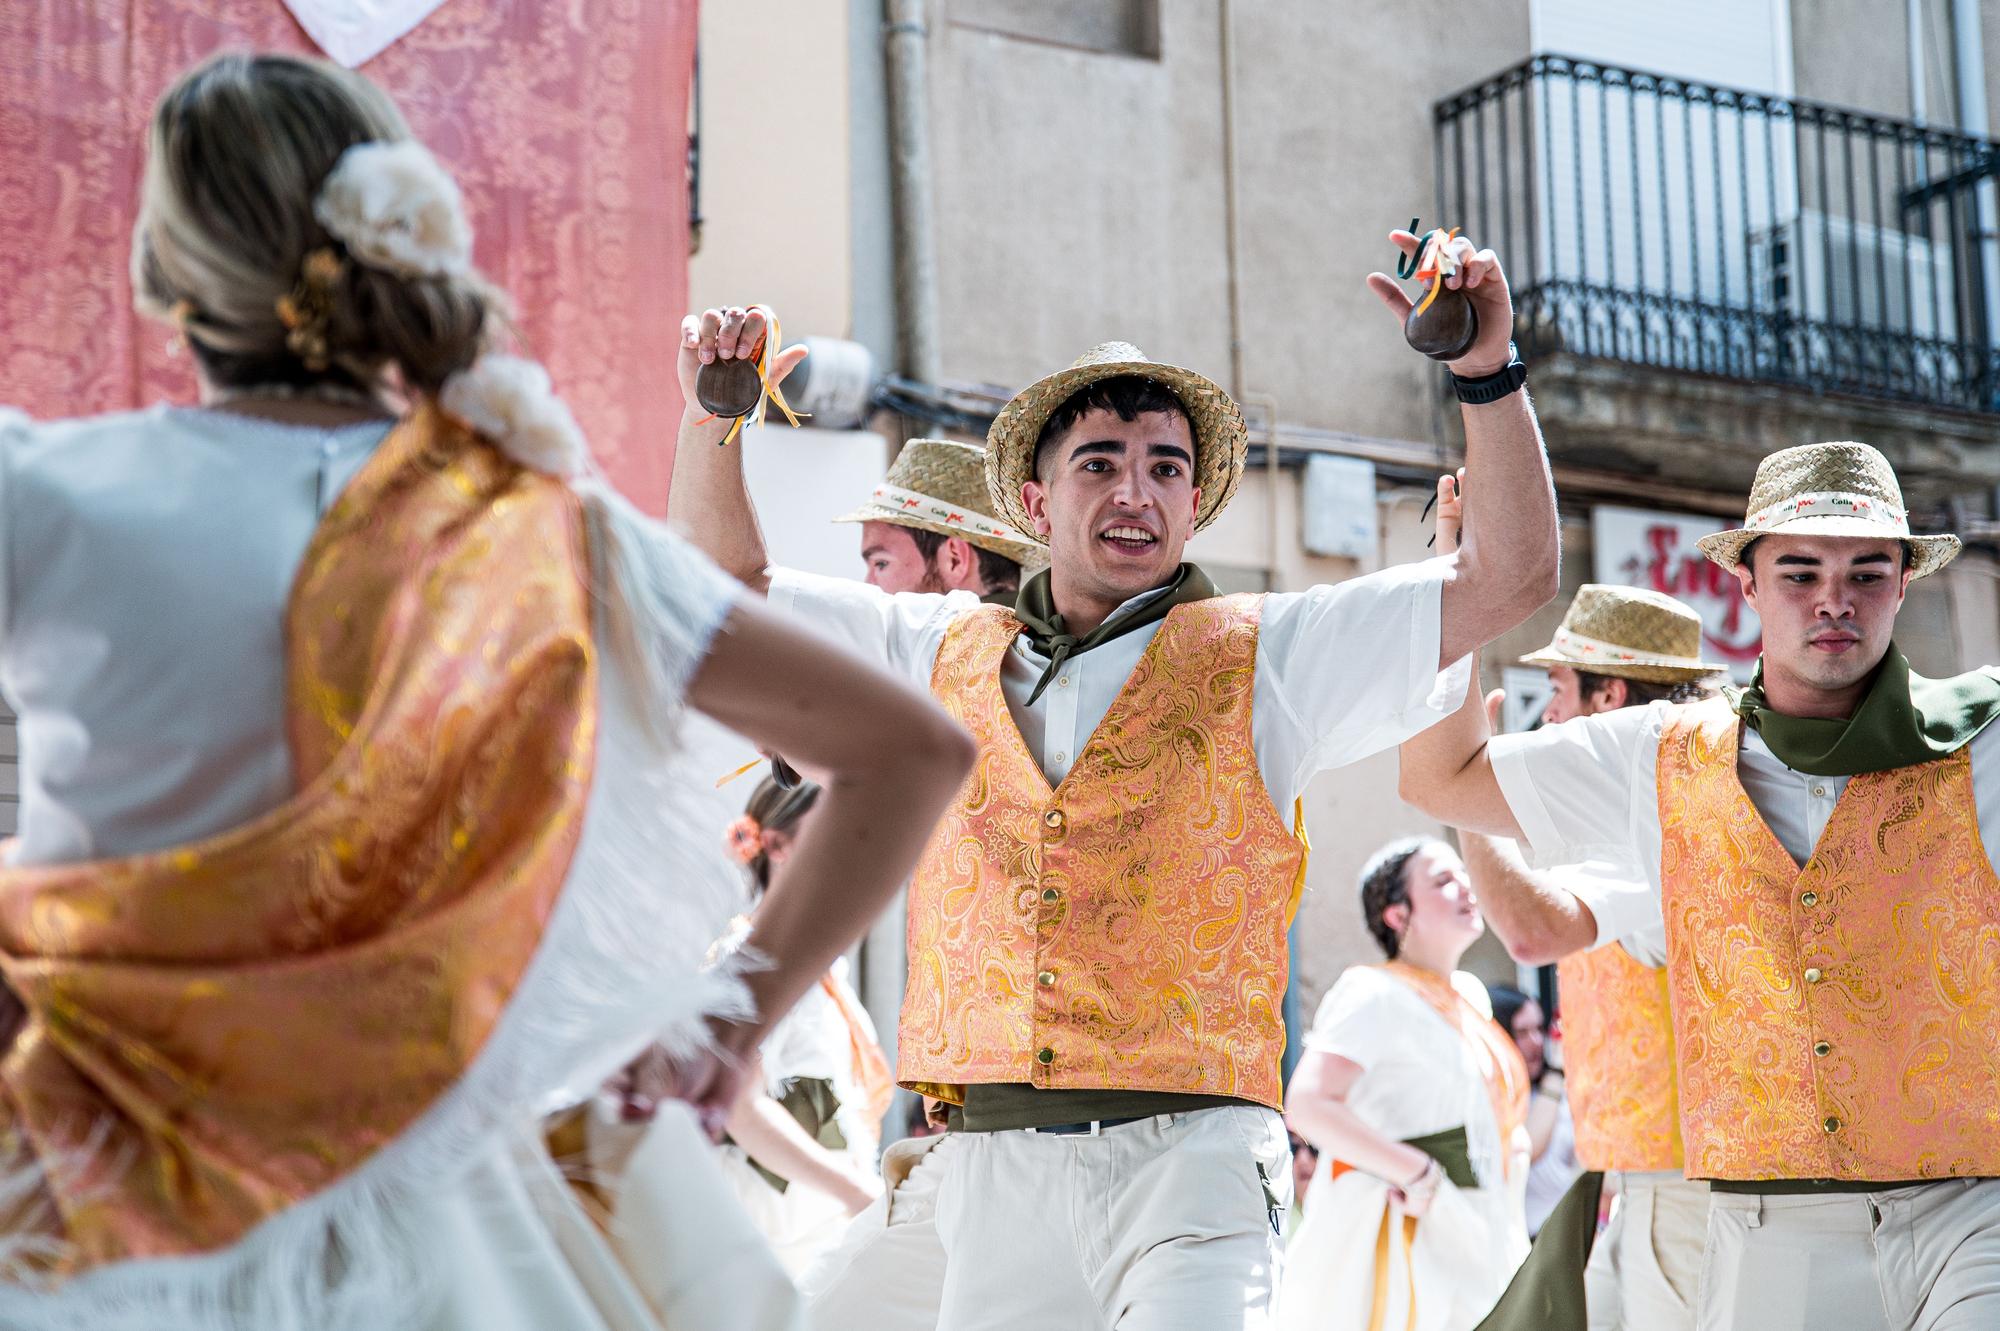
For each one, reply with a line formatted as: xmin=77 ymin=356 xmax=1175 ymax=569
xmin=0 ymin=50 xmax=970 ymax=1331
xmin=1279 ymin=837 xmax=1531 ymax=1331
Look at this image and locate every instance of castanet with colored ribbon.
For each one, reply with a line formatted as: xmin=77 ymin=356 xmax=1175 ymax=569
xmin=1398 ymin=220 xmax=1479 ymax=361
xmin=694 ymin=303 xmax=808 ymax=446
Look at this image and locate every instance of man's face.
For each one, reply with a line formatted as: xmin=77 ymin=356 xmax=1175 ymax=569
xmin=1735 ymin=534 xmax=1911 ymax=699
xmin=1018 ymin=407 xmax=1200 ymax=608
xmin=860 ymin=521 xmax=944 ymax=594
xmin=1541 ymin=664 xmax=1625 ymax=724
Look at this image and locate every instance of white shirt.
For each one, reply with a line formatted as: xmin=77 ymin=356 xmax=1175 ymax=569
xmin=1490 ymin=702 xmax=2000 ymax=947
xmin=1305 ymin=966 xmax=1511 ymax=1187
xmin=770 ymin=560 xmax=1472 ymax=817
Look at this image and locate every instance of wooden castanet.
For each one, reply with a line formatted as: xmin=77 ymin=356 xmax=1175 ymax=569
xmin=1404 ymin=284 xmax=1479 ymax=361
xmin=694 ymin=355 xmax=765 ymax=419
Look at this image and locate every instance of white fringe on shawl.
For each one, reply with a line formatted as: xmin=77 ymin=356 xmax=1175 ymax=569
xmin=0 ymin=482 xmax=756 ymax=1330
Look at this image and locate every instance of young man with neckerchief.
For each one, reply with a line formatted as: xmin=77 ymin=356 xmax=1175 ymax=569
xmin=668 ymin=229 xmax=1558 ymax=1328
xmin=1402 ymin=442 xmax=2000 ymax=1331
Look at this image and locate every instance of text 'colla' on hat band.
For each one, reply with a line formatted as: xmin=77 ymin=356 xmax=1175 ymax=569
xmin=1745 ymin=490 xmax=1908 ymax=533
xmin=868 ymin=483 xmax=1033 ymax=546
xmin=1552 ymin=627 xmax=1712 ymax=671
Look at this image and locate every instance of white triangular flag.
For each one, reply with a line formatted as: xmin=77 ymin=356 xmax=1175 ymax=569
xmin=281 ymin=0 xmax=450 ymax=68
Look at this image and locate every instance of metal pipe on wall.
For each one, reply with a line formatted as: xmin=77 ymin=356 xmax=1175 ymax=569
xmin=884 ymin=0 xmax=943 ymax=390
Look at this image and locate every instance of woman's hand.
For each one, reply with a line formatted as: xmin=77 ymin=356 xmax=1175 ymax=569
xmin=1388 ymin=1155 xmax=1444 ymax=1218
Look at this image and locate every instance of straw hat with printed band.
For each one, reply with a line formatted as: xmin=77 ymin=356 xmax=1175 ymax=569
xmin=984 ymin=342 xmax=1249 ymax=543
xmin=1695 ymin=441 xmax=1960 ymax=580
xmin=834 ymin=438 xmax=1043 ymax=566
xmin=1519 ymin=584 xmax=1727 ymax=684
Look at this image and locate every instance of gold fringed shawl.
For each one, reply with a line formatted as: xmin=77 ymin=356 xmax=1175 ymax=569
xmin=0 ymin=402 xmax=598 ymax=1279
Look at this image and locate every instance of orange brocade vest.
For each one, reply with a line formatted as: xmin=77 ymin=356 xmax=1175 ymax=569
xmin=1657 ymin=698 xmax=2000 ymax=1181
xmin=899 ymin=597 xmax=1307 ymax=1110
xmin=0 ymin=406 xmax=597 ymax=1279
xmin=1555 ymin=942 xmax=1681 ymax=1172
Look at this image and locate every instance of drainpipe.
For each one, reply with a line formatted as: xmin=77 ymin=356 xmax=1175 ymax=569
xmin=1217 ymin=0 xmax=1282 ymax=593
xmin=1950 ymin=0 xmax=2000 ymax=359
xmin=884 ymin=0 xmax=942 ymax=390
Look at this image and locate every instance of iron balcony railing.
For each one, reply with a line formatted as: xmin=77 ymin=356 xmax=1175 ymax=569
xmin=1435 ymin=54 xmax=2000 ymax=414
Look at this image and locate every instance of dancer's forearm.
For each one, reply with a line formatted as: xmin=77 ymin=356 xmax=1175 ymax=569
xmin=666 ymin=406 xmax=774 ymax=592
xmin=1436 ymin=390 xmax=1560 ymax=667
xmin=1398 ymin=664 xmax=1521 ymax=838
xmin=726 ymin=1091 xmax=877 ymax=1214
xmin=689 ymin=599 xmax=974 ymax=1056
xmin=1286 ymin=1053 xmax=1429 ymax=1188
xmin=1459 ymin=831 xmax=1598 ymax=964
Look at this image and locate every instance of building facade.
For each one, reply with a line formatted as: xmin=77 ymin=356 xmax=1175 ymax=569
xmin=689 ymin=0 xmax=2000 ymax=1042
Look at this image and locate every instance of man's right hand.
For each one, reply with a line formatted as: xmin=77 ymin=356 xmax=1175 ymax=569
xmin=678 ymin=306 xmax=810 ymax=442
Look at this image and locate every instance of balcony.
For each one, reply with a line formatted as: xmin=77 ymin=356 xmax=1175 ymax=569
xmin=1435 ymin=54 xmax=2000 ymax=420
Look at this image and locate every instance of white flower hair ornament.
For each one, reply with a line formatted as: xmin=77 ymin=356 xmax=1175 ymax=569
xmin=313 ymin=140 xmax=474 ymax=279
xmin=441 ymin=355 xmax=590 ymax=476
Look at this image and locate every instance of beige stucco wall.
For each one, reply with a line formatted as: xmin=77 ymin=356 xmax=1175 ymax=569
xmin=687 ymin=0 xmax=854 ymax=340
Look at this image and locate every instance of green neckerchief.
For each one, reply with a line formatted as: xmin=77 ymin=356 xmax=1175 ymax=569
xmin=1725 ymin=645 xmax=2000 ymax=777
xmin=1012 ymin=563 xmax=1220 ymax=704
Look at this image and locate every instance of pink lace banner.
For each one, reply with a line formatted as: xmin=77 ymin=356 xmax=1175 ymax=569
xmin=0 ymin=0 xmax=695 ymax=509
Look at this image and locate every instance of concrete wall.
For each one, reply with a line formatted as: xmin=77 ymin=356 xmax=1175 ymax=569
xmin=926 ymin=0 xmax=1531 ymax=447
xmin=687 ymin=0 xmax=854 ymax=341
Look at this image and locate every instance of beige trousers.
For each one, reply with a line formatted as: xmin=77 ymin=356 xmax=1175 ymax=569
xmin=815 ymin=1105 xmax=1289 ymax=1330
xmin=1698 ymin=1179 xmax=2000 ymax=1331
xmin=1583 ymin=1171 xmax=1706 ymax=1331
xmin=802 ymin=1134 xmax=950 ymax=1331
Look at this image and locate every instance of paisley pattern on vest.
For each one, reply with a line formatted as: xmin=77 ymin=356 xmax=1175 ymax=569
xmin=1557 ymin=942 xmax=1681 ymax=1171
xmin=1657 ymin=698 xmax=2000 ymax=1180
xmin=899 ymin=597 xmax=1306 ymax=1110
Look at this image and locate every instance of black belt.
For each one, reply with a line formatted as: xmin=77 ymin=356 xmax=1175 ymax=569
xmin=1024 ymin=1114 xmax=1153 ymax=1136
xmin=1709 ymin=1177 xmax=1941 ymax=1196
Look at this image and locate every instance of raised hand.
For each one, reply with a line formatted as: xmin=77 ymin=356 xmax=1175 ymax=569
xmin=677 ymin=305 xmax=811 ymax=433
xmin=1366 ymin=231 xmax=1515 ymax=377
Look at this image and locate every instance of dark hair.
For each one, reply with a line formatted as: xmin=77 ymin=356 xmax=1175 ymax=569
xmin=1487 ymin=984 xmax=1537 ymax=1036
xmin=905 ymin=527 xmax=1022 ymax=595
xmin=1358 ymin=836 xmax=1435 ymax=960
xmin=1032 ymin=374 xmax=1194 ymax=479
xmin=743 ymin=774 xmax=822 ymax=892
xmin=1576 ymin=672 xmax=1713 ymax=708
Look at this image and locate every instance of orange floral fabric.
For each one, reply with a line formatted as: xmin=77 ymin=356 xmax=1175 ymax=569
xmin=1381 ymin=962 xmax=1530 ymax=1178
xmin=0 ymin=0 xmax=695 ymax=509
xmin=899 ymin=598 xmax=1306 ymax=1110
xmin=1658 ymin=699 xmax=2000 ymax=1180
xmin=0 ymin=403 xmax=597 ymax=1277
xmin=1557 ymin=942 xmax=1681 ymax=1171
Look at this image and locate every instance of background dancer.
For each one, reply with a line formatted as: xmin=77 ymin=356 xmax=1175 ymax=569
xmin=710 ymin=777 xmax=895 ymax=1275
xmin=668 ymin=216 xmax=1558 ymax=1329
xmin=0 ymin=51 xmax=973 ymax=1331
xmin=1281 ymin=838 xmax=1531 ymax=1331
xmin=1430 ymin=475 xmax=1718 ymax=1330
xmin=1403 ymin=441 xmax=2000 ymax=1331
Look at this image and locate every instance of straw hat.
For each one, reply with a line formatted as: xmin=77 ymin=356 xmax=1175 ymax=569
xmin=1519 ymin=584 xmax=1727 ymax=684
xmin=984 ymin=342 xmax=1248 ymax=542
xmin=1696 ymin=441 xmax=1959 ymax=579
xmin=833 ymin=438 xmax=1042 ymax=566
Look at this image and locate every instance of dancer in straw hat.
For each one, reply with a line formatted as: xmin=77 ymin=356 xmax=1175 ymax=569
xmin=1407 ymin=475 xmax=1726 ymax=1331
xmin=0 ymin=51 xmax=976 ymax=1331
xmin=834 ymin=437 xmax=1039 ymax=599
xmin=668 ymin=222 xmax=1559 ymax=1328
xmin=1401 ymin=442 xmax=2000 ymax=1331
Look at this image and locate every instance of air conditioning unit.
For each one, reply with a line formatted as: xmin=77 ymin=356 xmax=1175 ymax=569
xmin=1747 ymin=210 xmax=1960 ymax=341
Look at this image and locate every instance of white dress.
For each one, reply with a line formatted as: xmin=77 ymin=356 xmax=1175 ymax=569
xmin=1280 ymin=966 xmax=1531 ymax=1331
xmin=712 ymin=950 xmax=886 ymax=1275
xmin=0 ymin=406 xmax=801 ymax=1331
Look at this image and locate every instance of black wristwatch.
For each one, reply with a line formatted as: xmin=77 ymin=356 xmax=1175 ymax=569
xmin=1450 ymin=343 xmax=1527 ymax=405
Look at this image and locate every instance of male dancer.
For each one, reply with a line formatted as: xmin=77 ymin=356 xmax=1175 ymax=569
xmin=1403 ymin=442 xmax=2000 ymax=1331
xmin=1434 ymin=473 xmax=1719 ymax=1331
xmin=836 ymin=436 xmax=1035 ymax=600
xmin=669 ymin=229 xmax=1558 ymax=1328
